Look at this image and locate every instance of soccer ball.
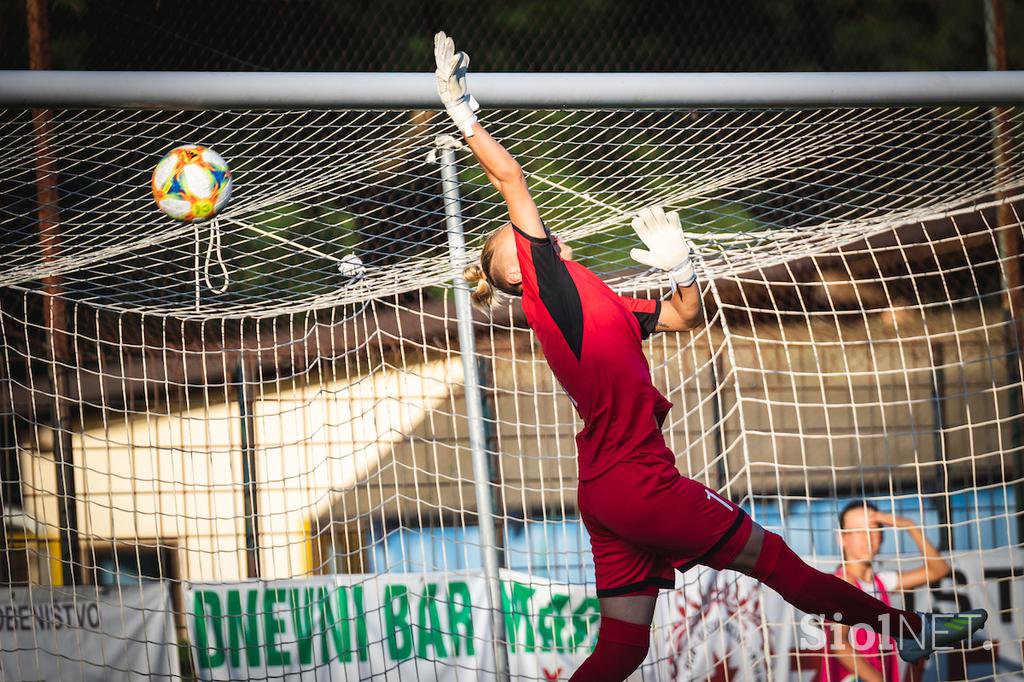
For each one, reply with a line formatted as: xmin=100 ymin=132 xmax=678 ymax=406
xmin=151 ymin=145 xmax=232 ymax=222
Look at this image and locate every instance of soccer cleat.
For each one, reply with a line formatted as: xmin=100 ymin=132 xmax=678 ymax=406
xmin=898 ymin=609 xmax=988 ymax=663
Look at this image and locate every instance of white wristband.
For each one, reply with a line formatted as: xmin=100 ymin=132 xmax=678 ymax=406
xmin=668 ymin=260 xmax=696 ymax=290
xmin=445 ymin=95 xmax=480 ymax=137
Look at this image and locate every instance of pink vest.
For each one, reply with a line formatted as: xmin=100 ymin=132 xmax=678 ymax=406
xmin=820 ymin=571 xmax=901 ymax=682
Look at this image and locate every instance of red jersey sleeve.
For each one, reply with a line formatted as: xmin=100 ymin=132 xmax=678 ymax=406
xmin=618 ymin=296 xmax=662 ymax=340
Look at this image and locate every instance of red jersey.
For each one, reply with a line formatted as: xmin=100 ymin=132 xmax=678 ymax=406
xmin=513 ymin=224 xmax=673 ymax=480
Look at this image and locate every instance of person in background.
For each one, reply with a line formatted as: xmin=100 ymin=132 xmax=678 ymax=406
xmin=821 ymin=500 xmax=952 ymax=682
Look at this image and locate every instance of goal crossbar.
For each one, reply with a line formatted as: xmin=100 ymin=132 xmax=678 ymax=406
xmin=2 ymin=70 xmax=1024 ymax=109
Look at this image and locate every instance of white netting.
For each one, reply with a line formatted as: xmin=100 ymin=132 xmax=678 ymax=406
xmin=1 ymin=106 xmax=1021 ymax=314
xmin=0 ymin=103 xmax=1021 ymax=681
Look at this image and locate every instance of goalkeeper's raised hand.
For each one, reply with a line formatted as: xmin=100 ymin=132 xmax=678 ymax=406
xmin=434 ymin=31 xmax=480 ymax=137
xmin=630 ymin=206 xmax=697 ymax=288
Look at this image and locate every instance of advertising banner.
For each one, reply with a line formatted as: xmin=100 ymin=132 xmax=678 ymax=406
xmin=187 ymin=552 xmax=1023 ymax=680
xmin=0 ymin=582 xmax=179 ymax=681
xmin=186 ymin=570 xmax=602 ymax=681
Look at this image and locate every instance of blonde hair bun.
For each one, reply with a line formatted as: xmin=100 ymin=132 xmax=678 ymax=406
xmin=463 ymin=263 xmax=496 ymax=309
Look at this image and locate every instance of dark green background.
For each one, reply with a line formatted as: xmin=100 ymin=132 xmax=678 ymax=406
xmin=3 ymin=0 xmax=1022 ymax=72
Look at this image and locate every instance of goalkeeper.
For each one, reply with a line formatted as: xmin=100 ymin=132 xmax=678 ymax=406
xmin=432 ymin=32 xmax=986 ymax=681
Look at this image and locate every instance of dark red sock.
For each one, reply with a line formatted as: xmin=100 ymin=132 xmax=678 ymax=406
xmin=750 ymin=530 xmax=922 ymax=639
xmin=569 ymin=616 xmax=650 ymax=682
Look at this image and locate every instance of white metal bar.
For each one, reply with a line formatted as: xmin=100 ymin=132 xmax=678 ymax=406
xmin=437 ymin=138 xmax=510 ymax=681
xmin=2 ymin=71 xmax=1024 ymax=109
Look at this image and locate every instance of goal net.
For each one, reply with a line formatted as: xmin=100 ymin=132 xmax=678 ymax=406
xmin=0 ymin=100 xmax=1021 ymax=681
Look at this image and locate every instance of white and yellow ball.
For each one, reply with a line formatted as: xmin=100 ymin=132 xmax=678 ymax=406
xmin=151 ymin=145 xmax=232 ymax=222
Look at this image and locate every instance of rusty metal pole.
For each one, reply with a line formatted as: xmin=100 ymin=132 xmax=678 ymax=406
xmin=27 ymin=0 xmax=80 ymax=586
xmin=985 ymin=0 xmax=1024 ymax=547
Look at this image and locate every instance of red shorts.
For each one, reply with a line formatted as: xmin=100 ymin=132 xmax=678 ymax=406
xmin=578 ymin=447 xmax=752 ymax=597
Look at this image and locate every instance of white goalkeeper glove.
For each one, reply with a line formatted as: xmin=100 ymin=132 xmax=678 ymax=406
xmin=434 ymin=31 xmax=480 ymax=137
xmin=629 ymin=206 xmax=697 ymax=289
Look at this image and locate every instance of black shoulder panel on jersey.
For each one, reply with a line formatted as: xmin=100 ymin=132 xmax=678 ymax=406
xmin=512 ymin=222 xmax=550 ymax=244
xmin=534 ymin=243 xmax=584 ymax=360
xmin=514 ymin=223 xmax=584 ymax=360
xmin=633 ymin=300 xmax=662 ymax=340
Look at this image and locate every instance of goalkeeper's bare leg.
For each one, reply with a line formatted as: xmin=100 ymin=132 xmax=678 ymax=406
xmin=568 ymin=591 xmax=658 ymax=682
